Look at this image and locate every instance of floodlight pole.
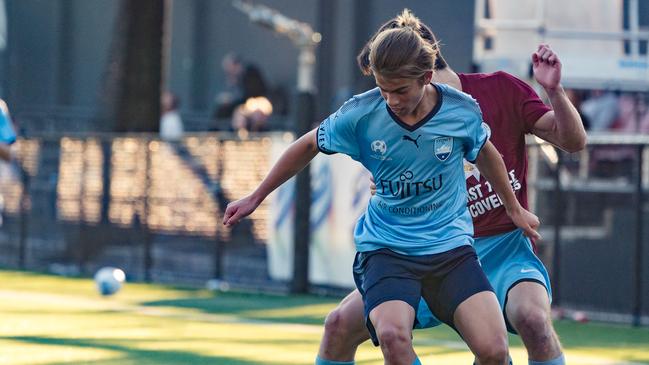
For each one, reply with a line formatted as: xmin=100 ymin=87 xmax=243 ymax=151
xmin=233 ymin=1 xmax=320 ymax=293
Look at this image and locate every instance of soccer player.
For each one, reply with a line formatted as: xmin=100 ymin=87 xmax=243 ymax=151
xmin=223 ymin=9 xmax=542 ymax=365
xmin=315 ymin=10 xmax=586 ymax=365
xmin=0 ymin=99 xmax=16 ymax=162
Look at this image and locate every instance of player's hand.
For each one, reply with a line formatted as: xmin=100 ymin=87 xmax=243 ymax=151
xmin=222 ymin=195 xmax=260 ymax=227
xmin=370 ymin=175 xmax=376 ymax=196
xmin=507 ymin=205 xmax=542 ymax=241
xmin=532 ymin=44 xmax=562 ymax=91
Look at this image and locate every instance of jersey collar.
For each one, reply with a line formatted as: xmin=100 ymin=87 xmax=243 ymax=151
xmin=385 ymin=83 xmax=443 ymax=132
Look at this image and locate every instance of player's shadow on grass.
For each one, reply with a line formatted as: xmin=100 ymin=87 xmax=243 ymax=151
xmin=141 ymin=291 xmax=340 ymax=325
xmin=4 ymin=335 xmax=259 ymax=365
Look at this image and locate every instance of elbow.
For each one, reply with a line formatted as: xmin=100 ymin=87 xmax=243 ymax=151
xmin=555 ymin=128 xmax=587 ymax=153
xmin=560 ymin=140 xmax=585 ymax=153
xmin=564 ymin=134 xmax=587 ymax=153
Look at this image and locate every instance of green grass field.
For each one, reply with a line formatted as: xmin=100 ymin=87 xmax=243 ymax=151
xmin=1 ymin=270 xmax=647 ymax=365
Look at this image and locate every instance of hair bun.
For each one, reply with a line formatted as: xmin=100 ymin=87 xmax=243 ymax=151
xmin=397 ymin=9 xmax=420 ymax=30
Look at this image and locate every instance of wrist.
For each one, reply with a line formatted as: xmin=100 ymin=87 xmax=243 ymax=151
xmin=249 ymin=191 xmax=265 ymax=207
xmin=544 ymin=84 xmax=564 ymax=96
xmin=505 ymin=202 xmax=523 ymax=216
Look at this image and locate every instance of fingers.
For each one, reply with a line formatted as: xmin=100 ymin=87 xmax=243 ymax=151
xmin=369 ymin=174 xmax=377 ymax=196
xmin=532 ymin=52 xmax=540 ymax=66
xmin=525 ymin=226 xmax=542 ymax=241
xmin=223 ymin=204 xmax=246 ymax=227
xmin=222 ymin=205 xmax=237 ymax=226
xmin=525 ymin=213 xmax=541 ymax=240
xmin=534 ymin=44 xmax=560 ymax=66
xmin=224 ymin=209 xmax=246 ymax=227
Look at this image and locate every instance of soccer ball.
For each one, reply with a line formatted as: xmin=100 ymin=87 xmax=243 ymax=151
xmin=94 ymin=267 xmax=126 ymax=296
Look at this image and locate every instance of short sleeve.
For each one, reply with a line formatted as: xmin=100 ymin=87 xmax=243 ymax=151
xmin=500 ymin=73 xmax=552 ymax=133
xmin=0 ymin=112 xmax=16 ymax=144
xmin=317 ymin=98 xmax=361 ymax=160
xmin=462 ymin=100 xmax=490 ymax=163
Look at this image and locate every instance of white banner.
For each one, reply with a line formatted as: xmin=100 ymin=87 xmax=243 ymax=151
xmin=267 ymin=135 xmax=370 ymax=287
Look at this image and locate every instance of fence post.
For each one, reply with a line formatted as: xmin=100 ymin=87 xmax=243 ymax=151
xmin=551 ymin=149 xmax=564 ymax=306
xmin=213 ymin=229 xmax=224 ymax=280
xmin=291 ymin=92 xmax=314 ymax=294
xmin=142 ymin=138 xmax=153 ymax=282
xmin=18 ymin=157 xmax=29 ymax=269
xmin=214 ymin=139 xmax=224 ymax=280
xmin=633 ymin=144 xmax=644 ymax=326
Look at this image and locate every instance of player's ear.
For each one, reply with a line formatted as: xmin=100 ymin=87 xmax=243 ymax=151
xmin=422 ymin=71 xmax=433 ymax=84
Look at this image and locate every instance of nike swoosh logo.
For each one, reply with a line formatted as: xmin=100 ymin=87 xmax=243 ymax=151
xmin=520 ymin=268 xmax=537 ymax=273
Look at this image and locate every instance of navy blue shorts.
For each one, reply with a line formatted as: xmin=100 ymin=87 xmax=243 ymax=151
xmin=352 ymin=245 xmax=494 ymax=346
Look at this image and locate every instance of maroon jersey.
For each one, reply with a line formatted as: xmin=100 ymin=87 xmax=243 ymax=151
xmin=458 ymin=72 xmax=551 ymax=237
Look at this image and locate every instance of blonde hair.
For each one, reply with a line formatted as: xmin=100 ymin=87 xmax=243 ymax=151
xmin=368 ymin=9 xmax=438 ymax=80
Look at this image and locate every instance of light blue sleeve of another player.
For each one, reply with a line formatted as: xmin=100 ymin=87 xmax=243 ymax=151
xmin=316 ymin=97 xmax=363 ymax=160
xmin=462 ymin=99 xmax=490 ymax=163
xmin=0 ymin=111 xmax=16 ymax=144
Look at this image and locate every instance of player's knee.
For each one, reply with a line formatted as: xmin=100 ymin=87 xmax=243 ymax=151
xmin=475 ymin=347 xmax=508 ymax=365
xmin=376 ymin=324 xmax=411 ymax=354
xmin=473 ymin=334 xmax=508 ymax=365
xmin=323 ymin=308 xmax=346 ymax=338
xmin=512 ymin=305 xmax=552 ymax=340
xmin=323 ymin=307 xmax=359 ymax=343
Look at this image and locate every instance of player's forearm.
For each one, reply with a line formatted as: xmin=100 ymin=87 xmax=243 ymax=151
xmin=0 ymin=144 xmax=12 ymax=162
xmin=250 ymin=129 xmax=319 ymax=204
xmin=545 ymin=86 xmax=587 ymax=152
xmin=475 ymin=141 xmax=522 ymax=214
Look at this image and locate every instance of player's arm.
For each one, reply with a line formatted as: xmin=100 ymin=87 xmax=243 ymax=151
xmin=0 ymin=143 xmax=12 ymax=161
xmin=222 ymin=128 xmax=319 ymax=227
xmin=530 ymin=44 xmax=587 ymax=153
xmin=475 ymin=140 xmax=541 ymax=240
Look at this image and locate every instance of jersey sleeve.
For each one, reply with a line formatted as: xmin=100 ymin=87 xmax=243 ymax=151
xmin=462 ymin=99 xmax=490 ymax=163
xmin=499 ymin=72 xmax=552 ymax=133
xmin=316 ymin=97 xmax=361 ymax=160
xmin=0 ymin=111 xmax=16 ymax=144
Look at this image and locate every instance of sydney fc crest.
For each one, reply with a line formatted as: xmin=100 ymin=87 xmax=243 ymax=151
xmin=433 ymin=137 xmax=453 ymax=161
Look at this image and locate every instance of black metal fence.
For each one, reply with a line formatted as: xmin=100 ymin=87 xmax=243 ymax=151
xmin=0 ymin=131 xmax=648 ymax=324
xmin=529 ymin=134 xmax=649 ymax=325
xmin=0 ymin=132 xmax=280 ymax=290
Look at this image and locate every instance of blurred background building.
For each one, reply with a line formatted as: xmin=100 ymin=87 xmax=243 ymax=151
xmin=2 ymin=0 xmax=476 ymax=132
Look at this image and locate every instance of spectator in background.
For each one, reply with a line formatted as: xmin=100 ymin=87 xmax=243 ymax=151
xmin=213 ymin=53 xmax=268 ymax=121
xmin=159 ymin=91 xmax=184 ymax=141
xmin=0 ymin=98 xmax=16 ymax=161
xmin=580 ymin=90 xmax=620 ymax=131
xmin=231 ymin=96 xmax=273 ymax=132
xmin=640 ymin=100 xmax=649 ymax=133
xmin=0 ymin=98 xmax=16 ymax=226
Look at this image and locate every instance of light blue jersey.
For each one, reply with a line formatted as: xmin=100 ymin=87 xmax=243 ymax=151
xmin=317 ymin=83 xmax=489 ymax=256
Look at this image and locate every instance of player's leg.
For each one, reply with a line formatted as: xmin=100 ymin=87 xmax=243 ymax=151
xmin=369 ymin=300 xmax=418 ymax=365
xmin=506 ymin=282 xmax=564 ymax=364
xmin=352 ymin=249 xmax=425 ymax=365
xmin=454 ymin=291 xmax=509 ymax=365
xmin=316 ymin=289 xmax=370 ymax=364
xmin=475 ymin=229 xmax=564 ymax=365
xmin=421 ymin=245 xmax=509 ymax=365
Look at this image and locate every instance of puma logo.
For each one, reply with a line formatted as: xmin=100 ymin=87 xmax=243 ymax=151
xmin=402 ymin=135 xmax=421 ymax=148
